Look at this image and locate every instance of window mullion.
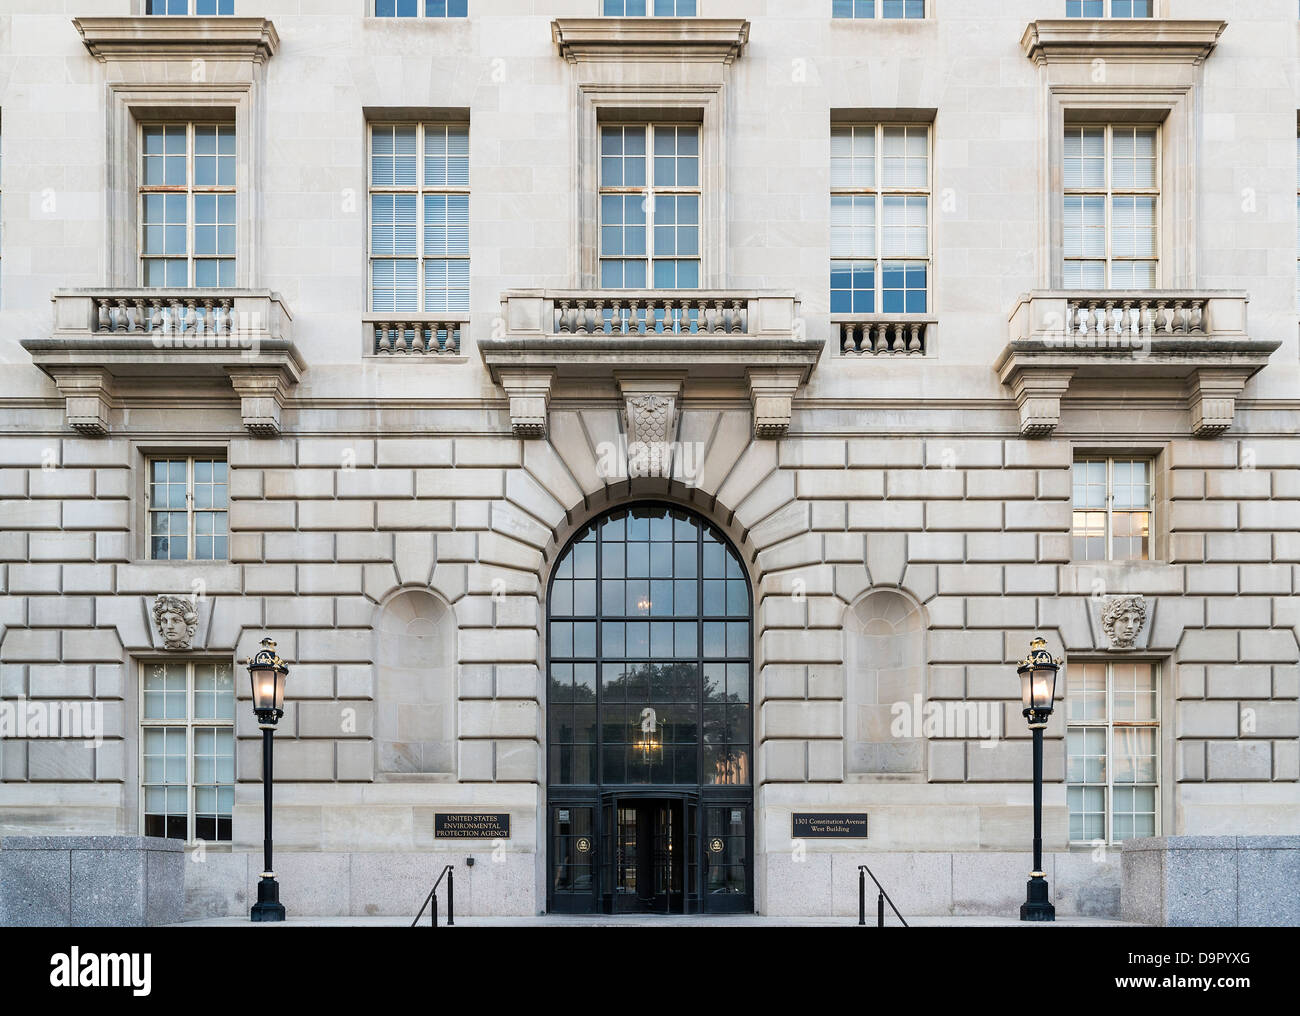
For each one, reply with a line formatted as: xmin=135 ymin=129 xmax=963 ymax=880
xmin=417 ymin=123 xmax=425 ymax=313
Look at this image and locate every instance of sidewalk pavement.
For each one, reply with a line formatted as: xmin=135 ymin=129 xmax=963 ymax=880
xmin=172 ymin=914 xmax=1140 ymax=928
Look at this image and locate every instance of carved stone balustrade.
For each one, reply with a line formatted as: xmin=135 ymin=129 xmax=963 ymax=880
xmin=481 ymin=290 xmax=821 ymax=440
xmin=998 ymin=291 xmax=1278 ymax=438
xmin=26 ymin=289 xmax=302 ymax=437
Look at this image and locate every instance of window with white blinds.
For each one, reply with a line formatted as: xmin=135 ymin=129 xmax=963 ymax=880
xmin=1066 ymin=0 xmax=1153 ymax=16
xmin=830 ymin=124 xmax=930 ymax=314
xmin=369 ymin=123 xmax=469 ymax=313
xmin=1064 ymin=125 xmax=1159 ymax=289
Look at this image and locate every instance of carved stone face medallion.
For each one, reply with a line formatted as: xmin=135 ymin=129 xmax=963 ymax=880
xmin=1101 ymin=595 xmax=1147 ymax=650
xmin=153 ymin=594 xmax=198 ymax=651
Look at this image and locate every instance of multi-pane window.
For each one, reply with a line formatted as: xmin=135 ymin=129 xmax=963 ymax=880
xmin=1064 ymin=125 xmax=1158 ymax=288
xmin=374 ymin=1 xmax=468 ymax=15
xmin=142 ymin=661 xmax=235 ymax=842
xmin=369 ymin=123 xmax=470 ymax=312
xmin=147 ymin=0 xmax=234 ymax=12
xmin=1066 ymin=0 xmax=1153 ymax=16
xmin=140 ymin=123 xmax=236 ymax=288
xmin=833 ymin=1 xmax=925 ymax=18
xmin=831 ymin=124 xmax=930 ymax=314
xmin=600 ymin=124 xmax=700 ymax=289
xmin=1072 ymin=458 xmax=1152 ymax=562
xmin=604 ymin=0 xmax=696 ymax=13
xmin=1067 ymin=662 xmax=1159 ymax=843
xmin=148 ymin=457 xmax=229 ymax=561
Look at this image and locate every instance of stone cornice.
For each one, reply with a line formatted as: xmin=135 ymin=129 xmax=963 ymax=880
xmin=73 ymin=16 xmax=280 ymax=64
xmin=551 ymin=18 xmax=750 ymax=64
xmin=1021 ymin=19 xmax=1226 ymax=66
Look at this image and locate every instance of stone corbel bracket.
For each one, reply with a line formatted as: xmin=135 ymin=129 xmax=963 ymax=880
xmin=999 ymin=291 xmax=1278 ymax=438
xmin=25 ymin=290 xmax=303 ymax=438
xmin=747 ymin=368 xmax=806 ymax=440
xmin=498 ymin=369 xmax=556 ymax=440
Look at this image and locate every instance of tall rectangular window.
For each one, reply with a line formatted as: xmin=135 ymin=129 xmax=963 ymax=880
xmin=1067 ymin=662 xmax=1159 ymax=843
xmin=600 ymin=124 xmax=700 ymax=289
xmin=833 ymin=1 xmax=925 ymax=18
xmin=140 ymin=123 xmax=236 ymax=288
xmin=147 ymin=0 xmax=235 ymax=12
xmin=149 ymin=456 xmax=229 ymax=561
xmin=831 ymin=124 xmax=930 ymax=314
xmin=1072 ymin=457 xmax=1152 ymax=562
xmin=604 ymin=0 xmax=697 ymax=13
xmin=1064 ymin=125 xmax=1158 ymax=288
xmin=142 ymin=661 xmax=235 ymax=842
xmin=375 ymin=1 xmax=468 ymax=15
xmin=369 ymin=123 xmax=470 ymax=312
xmin=1066 ymin=1 xmax=1153 ymax=16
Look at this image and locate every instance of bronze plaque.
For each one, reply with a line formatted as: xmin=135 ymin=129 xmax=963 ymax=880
xmin=791 ymin=813 xmax=868 ymax=839
xmin=434 ymin=813 xmax=511 ymax=839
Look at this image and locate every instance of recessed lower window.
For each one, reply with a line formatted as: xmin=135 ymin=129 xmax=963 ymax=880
xmin=141 ymin=661 xmax=235 ymax=843
xmin=833 ymin=0 xmax=925 ymax=19
xmin=1072 ymin=457 xmax=1152 ymax=562
xmin=604 ymin=0 xmax=696 ymax=13
xmin=1066 ymin=0 xmax=1153 ymax=16
xmin=1067 ymin=661 xmax=1160 ymax=843
xmin=375 ymin=0 xmax=468 ymax=15
xmin=148 ymin=456 xmax=229 ymax=561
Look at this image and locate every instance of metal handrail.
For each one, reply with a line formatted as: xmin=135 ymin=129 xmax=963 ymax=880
xmin=858 ymin=864 xmax=909 ymax=928
xmin=412 ymin=865 xmax=455 ymax=928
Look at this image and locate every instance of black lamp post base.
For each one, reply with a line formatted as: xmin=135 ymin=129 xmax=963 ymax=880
xmin=250 ymin=876 xmax=286 ymax=922
xmin=1019 ymin=876 xmax=1055 ymax=922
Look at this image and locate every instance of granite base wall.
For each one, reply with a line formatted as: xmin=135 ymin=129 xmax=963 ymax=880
xmin=0 ymin=835 xmax=183 ymax=927
xmin=1121 ymin=836 xmax=1300 ymax=927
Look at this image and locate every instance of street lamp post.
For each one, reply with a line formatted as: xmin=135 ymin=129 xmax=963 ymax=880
xmin=1017 ymin=635 xmax=1061 ymax=923
xmin=247 ymin=637 xmax=289 ymax=923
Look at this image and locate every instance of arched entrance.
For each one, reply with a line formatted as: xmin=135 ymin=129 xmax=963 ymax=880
xmin=546 ymin=503 xmax=754 ymax=914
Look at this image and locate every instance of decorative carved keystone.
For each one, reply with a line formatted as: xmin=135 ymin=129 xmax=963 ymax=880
xmin=498 ymin=369 xmax=555 ymax=439
xmin=1101 ymin=595 xmax=1148 ymax=651
xmin=747 ymin=368 xmax=805 ymax=439
xmin=152 ymin=594 xmax=198 ymax=651
xmin=618 ymin=376 xmax=683 ymax=478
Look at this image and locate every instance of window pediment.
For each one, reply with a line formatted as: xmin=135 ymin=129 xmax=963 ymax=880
xmin=1021 ymin=19 xmax=1226 ymax=67
xmin=551 ymin=18 xmax=749 ymax=66
xmin=73 ymin=16 xmax=279 ymax=67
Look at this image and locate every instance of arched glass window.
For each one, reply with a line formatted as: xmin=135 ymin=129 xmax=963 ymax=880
xmin=548 ymin=504 xmax=752 ymax=788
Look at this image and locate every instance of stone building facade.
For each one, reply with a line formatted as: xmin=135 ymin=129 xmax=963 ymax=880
xmin=0 ymin=1 xmax=1297 ymax=921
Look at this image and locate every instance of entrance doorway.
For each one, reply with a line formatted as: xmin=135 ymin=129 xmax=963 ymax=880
xmin=608 ymin=796 xmax=685 ymax=914
xmin=546 ymin=504 xmax=755 ymax=915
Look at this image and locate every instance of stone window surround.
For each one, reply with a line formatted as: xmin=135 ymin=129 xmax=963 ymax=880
xmin=1024 ymin=18 xmax=1227 ymax=290
xmin=1071 ymin=442 xmax=1168 ymax=565
xmin=74 ymin=16 xmax=280 ymax=290
xmin=360 ymin=107 xmax=474 ymax=361
xmin=107 ymin=90 xmax=258 ymax=290
xmin=131 ymin=439 xmax=232 ymax=565
xmin=131 ymin=653 xmax=238 ymax=849
xmin=1044 ymin=97 xmax=1191 ymax=291
xmin=1061 ymin=656 xmax=1173 ymax=848
xmin=576 ymin=89 xmax=724 ymax=289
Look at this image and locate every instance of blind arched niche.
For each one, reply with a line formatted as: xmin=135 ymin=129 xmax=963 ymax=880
xmin=374 ymin=588 xmax=455 ymax=775
xmin=843 ymin=588 xmax=927 ymax=777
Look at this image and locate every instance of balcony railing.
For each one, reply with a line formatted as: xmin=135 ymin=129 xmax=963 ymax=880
xmin=32 ymin=289 xmax=301 ymax=437
xmin=51 ymin=288 xmax=292 ymax=341
xmin=366 ymin=314 xmax=467 ymax=356
xmin=481 ymin=289 xmax=823 ymax=440
xmin=545 ymin=292 xmax=756 ymax=336
xmin=836 ymin=316 xmax=936 ymax=356
xmin=998 ymin=289 xmax=1276 ymax=438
